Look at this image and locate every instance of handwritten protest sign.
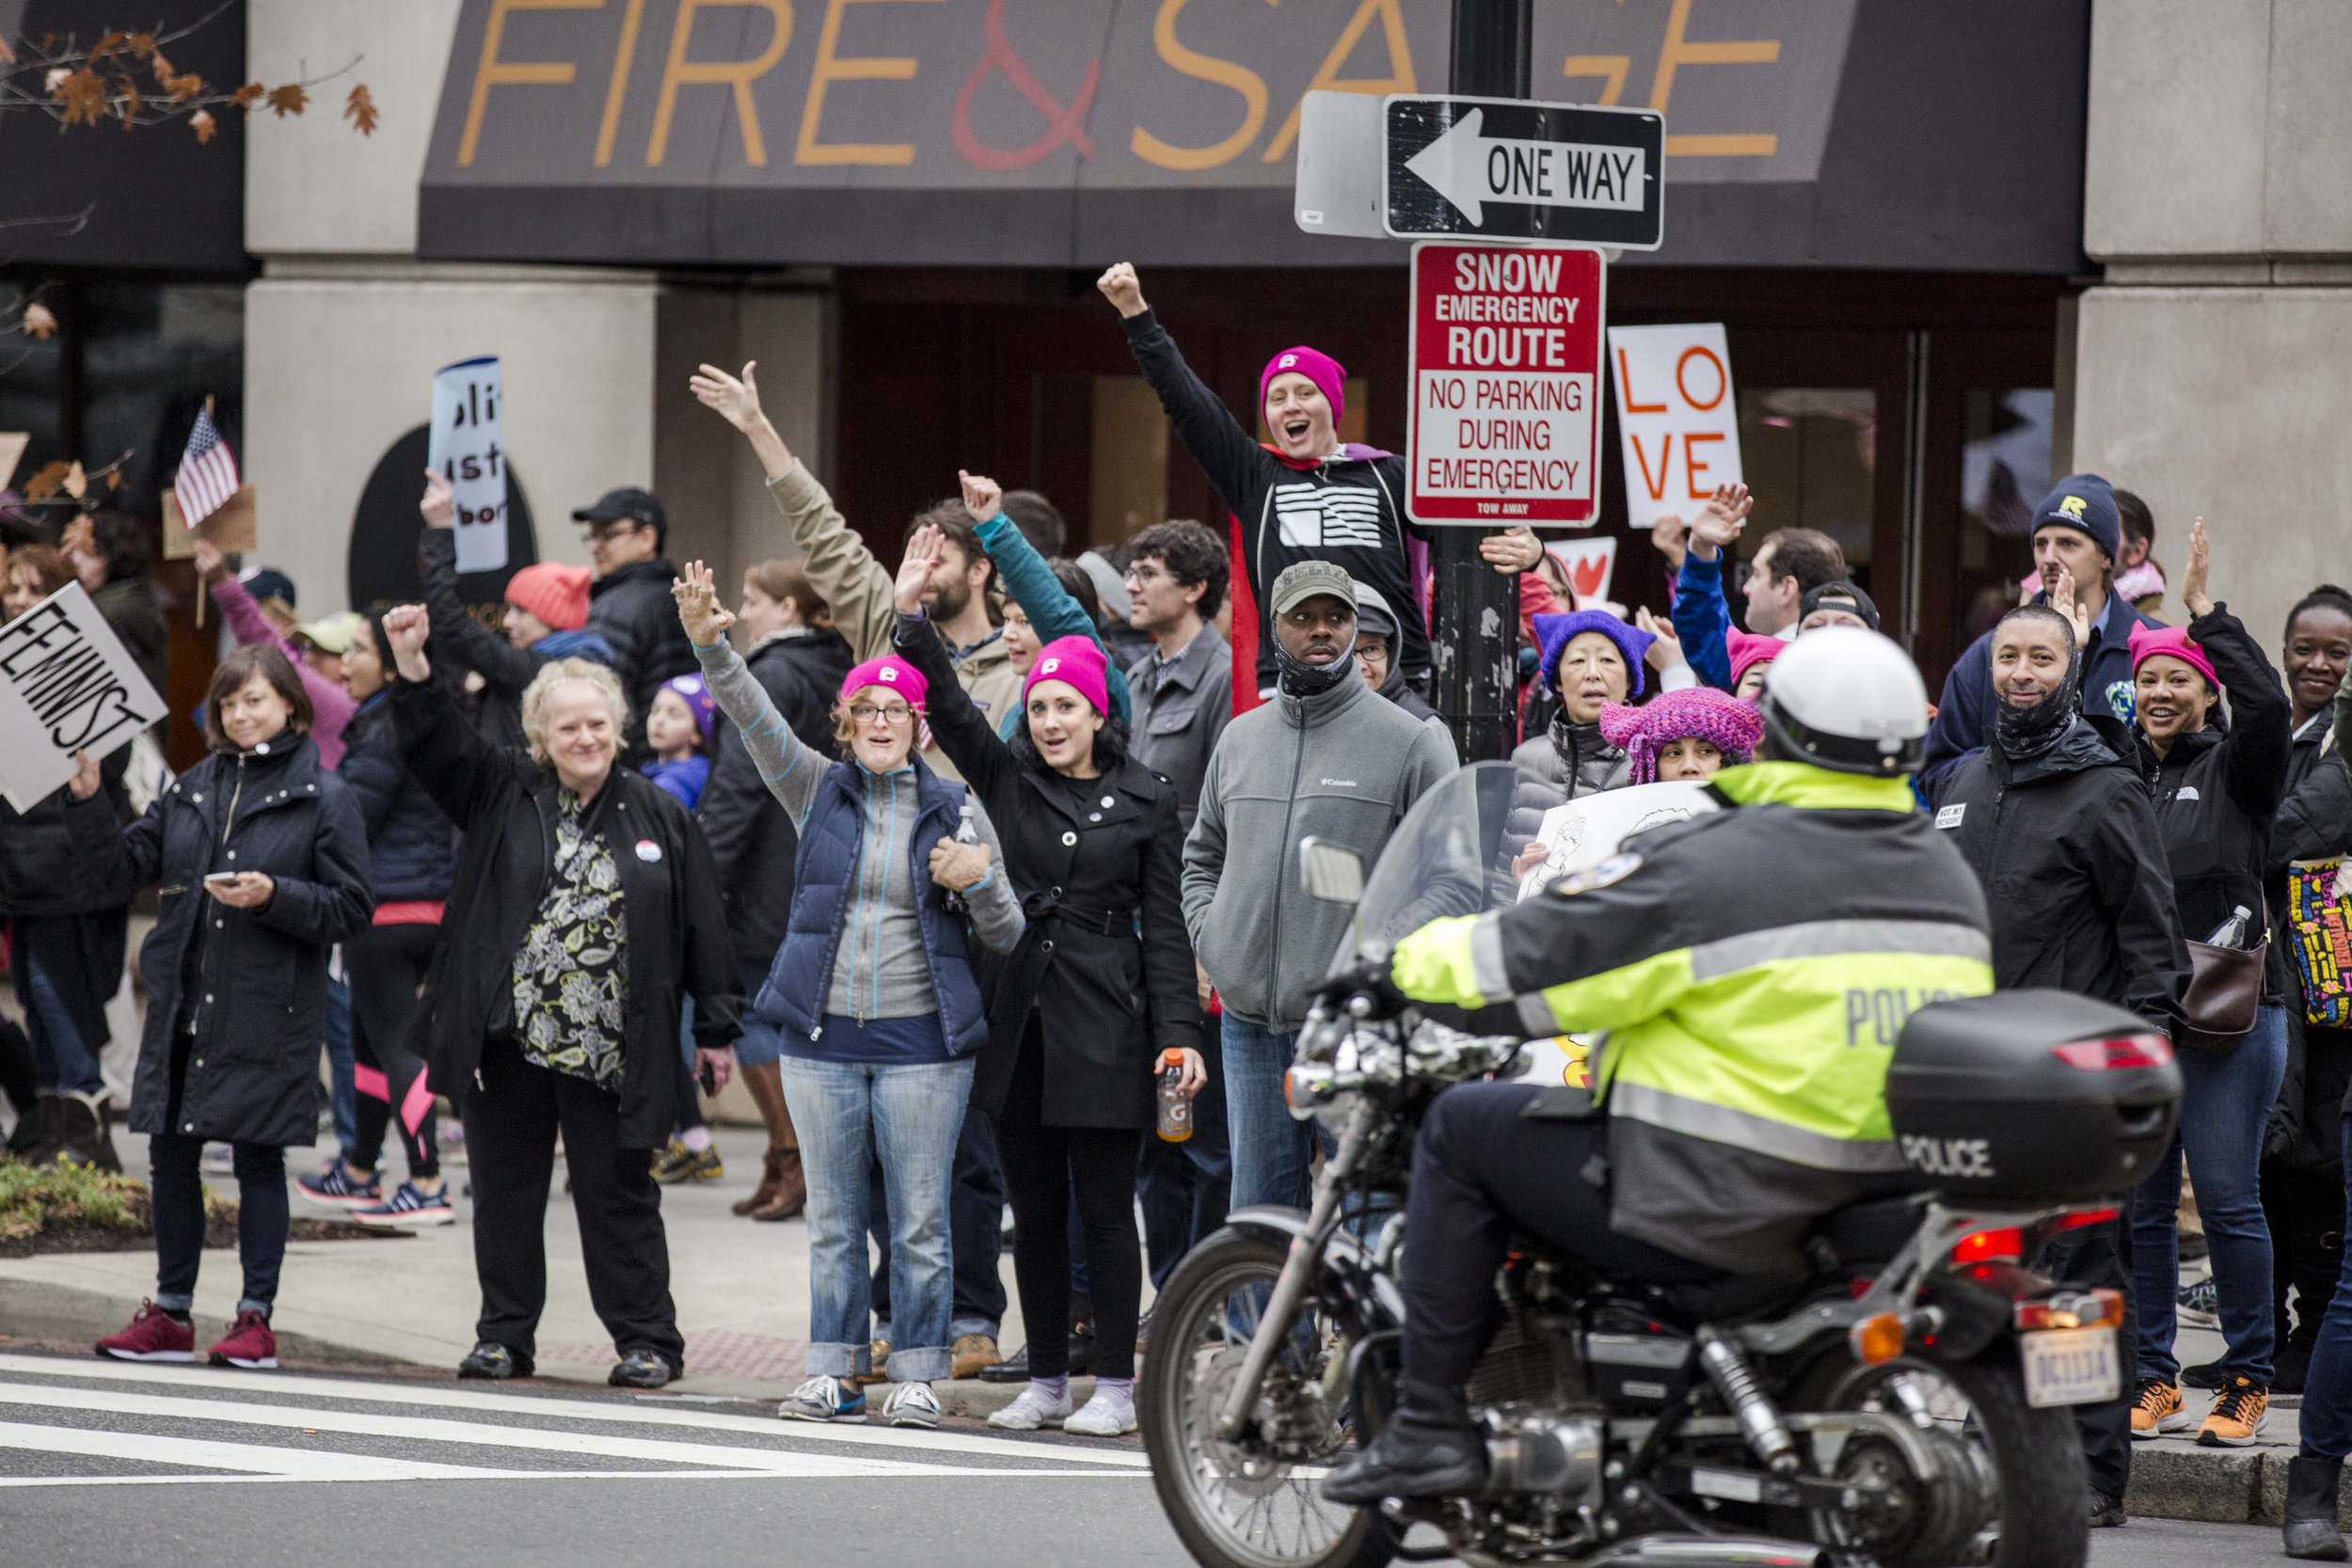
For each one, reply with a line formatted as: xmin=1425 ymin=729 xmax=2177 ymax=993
xmin=430 ymin=356 xmax=509 ymax=574
xmin=0 ymin=581 xmax=168 ymax=811
xmin=1608 ymin=323 xmax=1743 ymax=531
xmin=1515 ymin=777 xmax=1718 ymax=900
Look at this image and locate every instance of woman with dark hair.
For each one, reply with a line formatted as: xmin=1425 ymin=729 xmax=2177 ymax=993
xmin=295 ymin=610 xmax=457 ymax=1227
xmin=194 ymin=539 xmax=358 ymax=767
xmin=67 ymin=643 xmax=373 ymax=1370
xmin=891 ymin=524 xmax=1202 ymax=1439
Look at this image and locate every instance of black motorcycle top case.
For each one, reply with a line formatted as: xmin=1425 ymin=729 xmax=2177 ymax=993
xmin=1883 ymin=990 xmax=2182 ymax=1201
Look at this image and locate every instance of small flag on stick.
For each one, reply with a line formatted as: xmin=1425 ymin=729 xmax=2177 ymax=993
xmin=175 ymin=397 xmax=239 ymax=528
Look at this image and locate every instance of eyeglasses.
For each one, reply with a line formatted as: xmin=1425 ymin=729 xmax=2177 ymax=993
xmin=849 ymin=704 xmax=915 ymax=725
xmin=1124 ymin=563 xmax=1168 ymax=585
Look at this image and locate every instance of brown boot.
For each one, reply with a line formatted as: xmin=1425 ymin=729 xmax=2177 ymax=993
xmin=753 ymin=1147 xmax=806 ymax=1221
xmin=734 ymin=1148 xmax=786 ymax=1217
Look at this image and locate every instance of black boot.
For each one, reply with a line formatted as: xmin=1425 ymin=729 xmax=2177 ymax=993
xmin=1322 ymin=1378 xmax=1487 ymax=1505
xmin=18 ymin=1091 xmax=62 ymax=1164
xmin=2286 ymin=1455 xmax=2350 ymax=1560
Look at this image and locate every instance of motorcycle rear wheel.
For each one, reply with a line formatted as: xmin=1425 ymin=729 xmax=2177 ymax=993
xmin=1140 ymin=1228 xmax=1397 ymax=1568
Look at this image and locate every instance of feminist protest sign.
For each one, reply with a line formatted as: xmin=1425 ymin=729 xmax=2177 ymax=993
xmin=1608 ymin=323 xmax=1743 ymax=531
xmin=430 ymin=356 xmax=510 ymax=574
xmin=0 ymin=582 xmax=168 ymax=811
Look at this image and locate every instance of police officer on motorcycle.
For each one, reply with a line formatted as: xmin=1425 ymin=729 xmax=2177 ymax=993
xmin=1324 ymin=628 xmax=1998 ymax=1505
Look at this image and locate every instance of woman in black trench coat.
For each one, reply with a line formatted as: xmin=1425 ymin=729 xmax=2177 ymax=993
xmin=891 ymin=525 xmax=1202 ymax=1439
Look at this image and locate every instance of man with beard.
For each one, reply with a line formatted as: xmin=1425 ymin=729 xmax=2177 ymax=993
xmin=1932 ymin=598 xmax=2189 ymax=1529
xmin=1183 ymin=562 xmax=1455 ymax=1212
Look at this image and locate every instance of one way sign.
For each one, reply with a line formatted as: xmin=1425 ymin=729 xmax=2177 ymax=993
xmin=1385 ymin=95 xmax=1663 ymax=251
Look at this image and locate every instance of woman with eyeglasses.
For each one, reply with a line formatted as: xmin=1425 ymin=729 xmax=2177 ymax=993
xmin=672 ymin=564 xmax=1025 ymax=1430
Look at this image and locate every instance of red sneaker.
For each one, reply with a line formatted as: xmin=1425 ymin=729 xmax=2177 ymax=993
xmin=95 ymin=1300 xmax=195 ymax=1362
xmin=207 ymin=1309 xmax=278 ymax=1370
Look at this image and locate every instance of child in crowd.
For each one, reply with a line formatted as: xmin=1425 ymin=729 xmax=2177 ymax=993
xmin=642 ymin=674 xmax=716 ymax=810
xmin=1725 ymin=629 xmax=1780 ymax=699
xmin=1597 ymin=687 xmax=1764 ymax=785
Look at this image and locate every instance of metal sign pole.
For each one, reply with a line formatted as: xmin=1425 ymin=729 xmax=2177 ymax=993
xmin=1432 ymin=0 xmax=1534 ymax=762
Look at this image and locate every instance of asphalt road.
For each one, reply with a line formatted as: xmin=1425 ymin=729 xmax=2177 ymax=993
xmin=0 ymin=1350 xmax=2291 ymax=1567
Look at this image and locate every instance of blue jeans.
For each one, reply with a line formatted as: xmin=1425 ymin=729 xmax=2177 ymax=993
xmin=780 ymin=1053 xmax=974 ymax=1384
xmin=2299 ymin=1118 xmax=2352 ymax=1458
xmin=868 ymin=1101 xmax=1008 ymax=1340
xmin=1224 ymin=1014 xmax=1332 ymax=1212
xmin=22 ymin=945 xmax=104 ymax=1096
xmin=2133 ymin=1005 xmax=2287 ymax=1385
xmin=325 ymin=971 xmax=355 ymax=1154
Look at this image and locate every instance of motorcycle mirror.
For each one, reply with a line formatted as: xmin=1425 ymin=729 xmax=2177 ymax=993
xmin=1298 ymin=837 xmax=1365 ymax=906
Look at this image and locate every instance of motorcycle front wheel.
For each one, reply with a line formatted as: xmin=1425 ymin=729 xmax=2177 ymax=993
xmin=1140 ymin=1227 xmax=1397 ymax=1568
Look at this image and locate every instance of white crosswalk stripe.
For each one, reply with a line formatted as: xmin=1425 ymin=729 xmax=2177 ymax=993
xmin=0 ymin=1355 xmax=1149 ymax=1488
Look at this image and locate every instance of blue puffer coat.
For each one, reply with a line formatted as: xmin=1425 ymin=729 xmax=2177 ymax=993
xmin=338 ymin=690 xmax=453 ymax=901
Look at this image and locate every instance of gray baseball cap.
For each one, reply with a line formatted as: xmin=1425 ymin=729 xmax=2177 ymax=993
xmin=1270 ymin=560 xmax=1357 ymax=615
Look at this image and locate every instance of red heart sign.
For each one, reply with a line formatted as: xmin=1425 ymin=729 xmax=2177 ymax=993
xmin=1571 ymin=558 xmax=1607 ymax=597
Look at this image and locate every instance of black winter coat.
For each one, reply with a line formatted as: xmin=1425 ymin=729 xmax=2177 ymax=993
xmin=390 ymin=676 xmax=741 ymax=1149
xmin=1933 ymin=713 xmax=2189 ymax=1038
xmin=895 ymin=615 xmax=1200 ymax=1129
xmin=2132 ymin=606 xmax=2295 ymax=1001
xmin=338 ymin=690 xmax=453 ymax=902
xmin=2265 ymin=736 xmax=2352 ymax=1171
xmin=587 ymin=558 xmax=699 ymax=756
xmin=699 ymin=628 xmax=852 ymax=969
xmin=65 ymin=734 xmax=373 ymax=1147
xmin=0 ymin=745 xmax=133 ymax=917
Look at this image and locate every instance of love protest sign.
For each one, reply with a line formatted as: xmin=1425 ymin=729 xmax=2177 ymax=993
xmin=0 ymin=581 xmax=168 ymax=811
xmin=1607 ymin=323 xmax=1744 ymax=531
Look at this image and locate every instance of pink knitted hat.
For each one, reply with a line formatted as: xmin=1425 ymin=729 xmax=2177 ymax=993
xmin=504 ymin=562 xmax=590 ymax=632
xmin=2128 ymin=622 xmax=2218 ymax=690
xmin=1024 ymin=635 xmax=1110 ymax=717
xmin=1261 ymin=346 xmax=1346 ymax=425
xmin=839 ymin=655 xmax=927 ymax=708
xmin=1597 ymin=687 xmax=1765 ymax=785
xmin=1725 ymin=628 xmax=1781 ymax=690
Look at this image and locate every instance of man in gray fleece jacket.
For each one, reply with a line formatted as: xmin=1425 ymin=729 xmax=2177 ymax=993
xmin=1183 ymin=561 xmax=1456 ymax=1214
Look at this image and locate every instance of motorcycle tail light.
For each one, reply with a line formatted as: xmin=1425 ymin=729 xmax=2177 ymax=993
xmin=2043 ymin=1206 xmax=2120 ymax=1235
xmin=2014 ymin=1289 xmax=2125 ymax=1333
xmin=2051 ymin=1033 xmax=2173 ymax=1070
xmin=1949 ymin=1227 xmax=2024 ymax=1265
xmin=1848 ymin=1312 xmax=1905 ymax=1366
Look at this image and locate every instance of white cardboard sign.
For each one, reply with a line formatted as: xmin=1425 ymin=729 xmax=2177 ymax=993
xmin=1607 ymin=323 xmax=1743 ymax=531
xmin=1545 ymin=535 xmax=1618 ymax=607
xmin=0 ymin=581 xmax=169 ymax=811
xmin=429 ymin=356 xmax=510 ymax=574
xmin=1515 ymin=778 xmax=1719 ymax=900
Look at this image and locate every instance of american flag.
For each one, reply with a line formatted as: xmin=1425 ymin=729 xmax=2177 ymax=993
xmin=175 ymin=404 xmax=240 ymax=527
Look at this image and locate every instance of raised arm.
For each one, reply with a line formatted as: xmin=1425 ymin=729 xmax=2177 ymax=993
xmin=891 ymin=525 xmax=1019 ymax=803
xmin=691 ymin=360 xmax=895 ymax=660
xmin=417 ymin=473 xmax=543 ymax=697
xmin=382 ymin=606 xmax=503 ymax=830
xmin=1100 ymin=263 xmax=1274 ymax=517
xmin=960 ymin=470 xmax=1132 ymax=723
xmin=2182 ymin=522 xmax=2294 ymax=821
xmin=675 ymin=562 xmax=825 ymax=828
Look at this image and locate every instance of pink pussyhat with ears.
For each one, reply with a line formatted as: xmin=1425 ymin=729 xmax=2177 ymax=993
xmin=839 ymin=655 xmax=927 ymax=707
xmin=1261 ymin=346 xmax=1346 ymax=423
xmin=1024 ymin=636 xmax=1110 ymax=716
xmin=2128 ymin=622 xmax=2219 ymax=690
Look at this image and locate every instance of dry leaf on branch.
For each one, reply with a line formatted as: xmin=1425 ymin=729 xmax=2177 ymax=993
xmin=0 ymin=36 xmax=15 ymax=66
xmin=117 ymin=79 xmax=141 ymax=127
xmin=343 ymin=83 xmax=377 ymax=135
xmin=43 ymin=67 xmax=67 ymax=93
xmin=21 ymin=303 xmax=56 ymax=340
xmin=89 ymin=31 xmax=126 ymax=64
xmin=150 ymin=50 xmax=175 ymax=84
xmin=106 ymin=469 xmax=122 ymax=492
xmin=22 ymin=462 xmax=71 ymax=502
xmin=127 ymin=32 xmax=154 ymax=59
xmin=264 ymin=82 xmax=307 ymax=119
xmin=56 ymin=68 xmax=107 ymax=127
xmin=61 ymin=461 xmax=86 ymax=500
xmin=189 ymin=108 xmax=215 ymax=143
xmin=228 ymin=82 xmax=262 ymax=108
xmin=166 ymin=72 xmax=204 ymax=103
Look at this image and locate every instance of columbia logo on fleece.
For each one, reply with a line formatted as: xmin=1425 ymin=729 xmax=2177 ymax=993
xmin=1319 ymin=778 xmax=1358 ymax=787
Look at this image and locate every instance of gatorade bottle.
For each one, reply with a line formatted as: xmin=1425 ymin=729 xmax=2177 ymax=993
xmin=1155 ymin=1049 xmax=1192 ymax=1142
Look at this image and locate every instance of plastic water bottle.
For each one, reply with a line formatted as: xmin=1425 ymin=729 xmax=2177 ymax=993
xmin=1155 ymin=1049 xmax=1193 ymax=1142
xmin=2204 ymin=904 xmax=2253 ymax=948
xmin=942 ymin=801 xmax=980 ymax=914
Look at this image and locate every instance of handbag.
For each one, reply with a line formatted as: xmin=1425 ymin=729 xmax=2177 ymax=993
xmin=2180 ymin=896 xmax=2267 ymax=1055
xmin=2287 ymin=858 xmax=2352 ymax=1026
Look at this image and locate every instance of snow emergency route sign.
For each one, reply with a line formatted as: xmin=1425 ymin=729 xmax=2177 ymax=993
xmin=1406 ymin=242 xmax=1605 ymax=527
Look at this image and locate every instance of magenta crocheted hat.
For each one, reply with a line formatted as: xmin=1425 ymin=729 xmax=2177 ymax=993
xmin=1597 ymin=687 xmax=1765 ymax=784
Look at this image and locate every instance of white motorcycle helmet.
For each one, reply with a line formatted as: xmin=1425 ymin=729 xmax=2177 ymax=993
xmin=1756 ymin=626 xmax=1931 ymax=776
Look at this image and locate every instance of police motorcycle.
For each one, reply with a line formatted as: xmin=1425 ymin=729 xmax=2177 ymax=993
xmin=1139 ymin=761 xmax=2181 ymax=1568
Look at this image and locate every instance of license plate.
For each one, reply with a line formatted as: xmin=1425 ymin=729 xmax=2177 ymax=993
xmin=2022 ymin=1326 xmax=2120 ymax=1408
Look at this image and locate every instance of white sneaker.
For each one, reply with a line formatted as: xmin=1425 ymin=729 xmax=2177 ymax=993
xmin=778 ymin=1375 xmax=866 ymax=1422
xmin=987 ymin=1383 xmax=1073 ymax=1431
xmin=882 ymin=1380 xmax=942 ymax=1429
xmin=1064 ymin=1390 xmax=1138 ymax=1437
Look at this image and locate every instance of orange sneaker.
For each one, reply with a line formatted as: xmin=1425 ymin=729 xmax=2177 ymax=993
xmin=2130 ymin=1377 xmax=2189 ymax=1439
xmin=2197 ymin=1377 xmax=2269 ymax=1447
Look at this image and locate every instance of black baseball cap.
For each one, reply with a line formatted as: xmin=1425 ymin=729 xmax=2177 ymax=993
xmin=572 ymin=487 xmax=666 ymax=537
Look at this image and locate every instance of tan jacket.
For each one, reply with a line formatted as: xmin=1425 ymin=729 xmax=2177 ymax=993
xmin=766 ymin=466 xmax=1023 ymax=781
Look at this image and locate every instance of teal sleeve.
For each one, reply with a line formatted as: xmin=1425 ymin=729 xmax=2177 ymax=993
xmin=974 ymin=512 xmax=1132 ymax=724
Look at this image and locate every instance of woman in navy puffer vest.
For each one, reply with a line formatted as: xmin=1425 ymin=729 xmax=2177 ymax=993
xmin=675 ymin=564 xmax=1024 ymax=1430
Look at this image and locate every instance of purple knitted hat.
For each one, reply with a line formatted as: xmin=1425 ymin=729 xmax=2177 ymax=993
xmin=1597 ymin=688 xmax=1764 ymax=784
xmin=1533 ymin=610 xmax=1655 ymax=699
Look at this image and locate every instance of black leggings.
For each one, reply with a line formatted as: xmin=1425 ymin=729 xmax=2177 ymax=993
xmin=993 ymin=1015 xmax=1142 ymax=1381
xmin=346 ymin=922 xmax=440 ymax=1180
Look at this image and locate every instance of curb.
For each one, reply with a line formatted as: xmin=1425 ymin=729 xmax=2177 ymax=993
xmin=2127 ymin=1440 xmax=2351 ymax=1529
xmin=0 ymin=1275 xmax=407 ymax=1370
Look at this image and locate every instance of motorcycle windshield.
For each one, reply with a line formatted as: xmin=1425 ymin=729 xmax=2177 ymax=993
xmin=1335 ymin=759 xmax=1522 ymax=973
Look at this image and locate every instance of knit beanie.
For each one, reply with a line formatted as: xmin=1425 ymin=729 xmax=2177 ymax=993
xmin=1261 ymin=345 xmax=1347 ymax=425
xmin=2031 ymin=474 xmax=2122 ymax=566
xmin=840 ymin=655 xmax=927 ymax=708
xmin=659 ymin=673 xmax=717 ymax=743
xmin=1024 ymin=635 xmax=1110 ymax=717
xmin=505 ymin=562 xmax=591 ymax=632
xmin=2128 ymin=622 xmax=2219 ymax=691
xmin=1597 ymin=687 xmax=1765 ymax=785
xmin=1533 ymin=610 xmax=1655 ymax=699
xmin=1725 ymin=628 xmax=1781 ymax=690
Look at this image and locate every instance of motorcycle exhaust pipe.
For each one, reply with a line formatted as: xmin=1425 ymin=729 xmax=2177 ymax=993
xmin=1581 ymin=1536 xmax=1825 ymax=1568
